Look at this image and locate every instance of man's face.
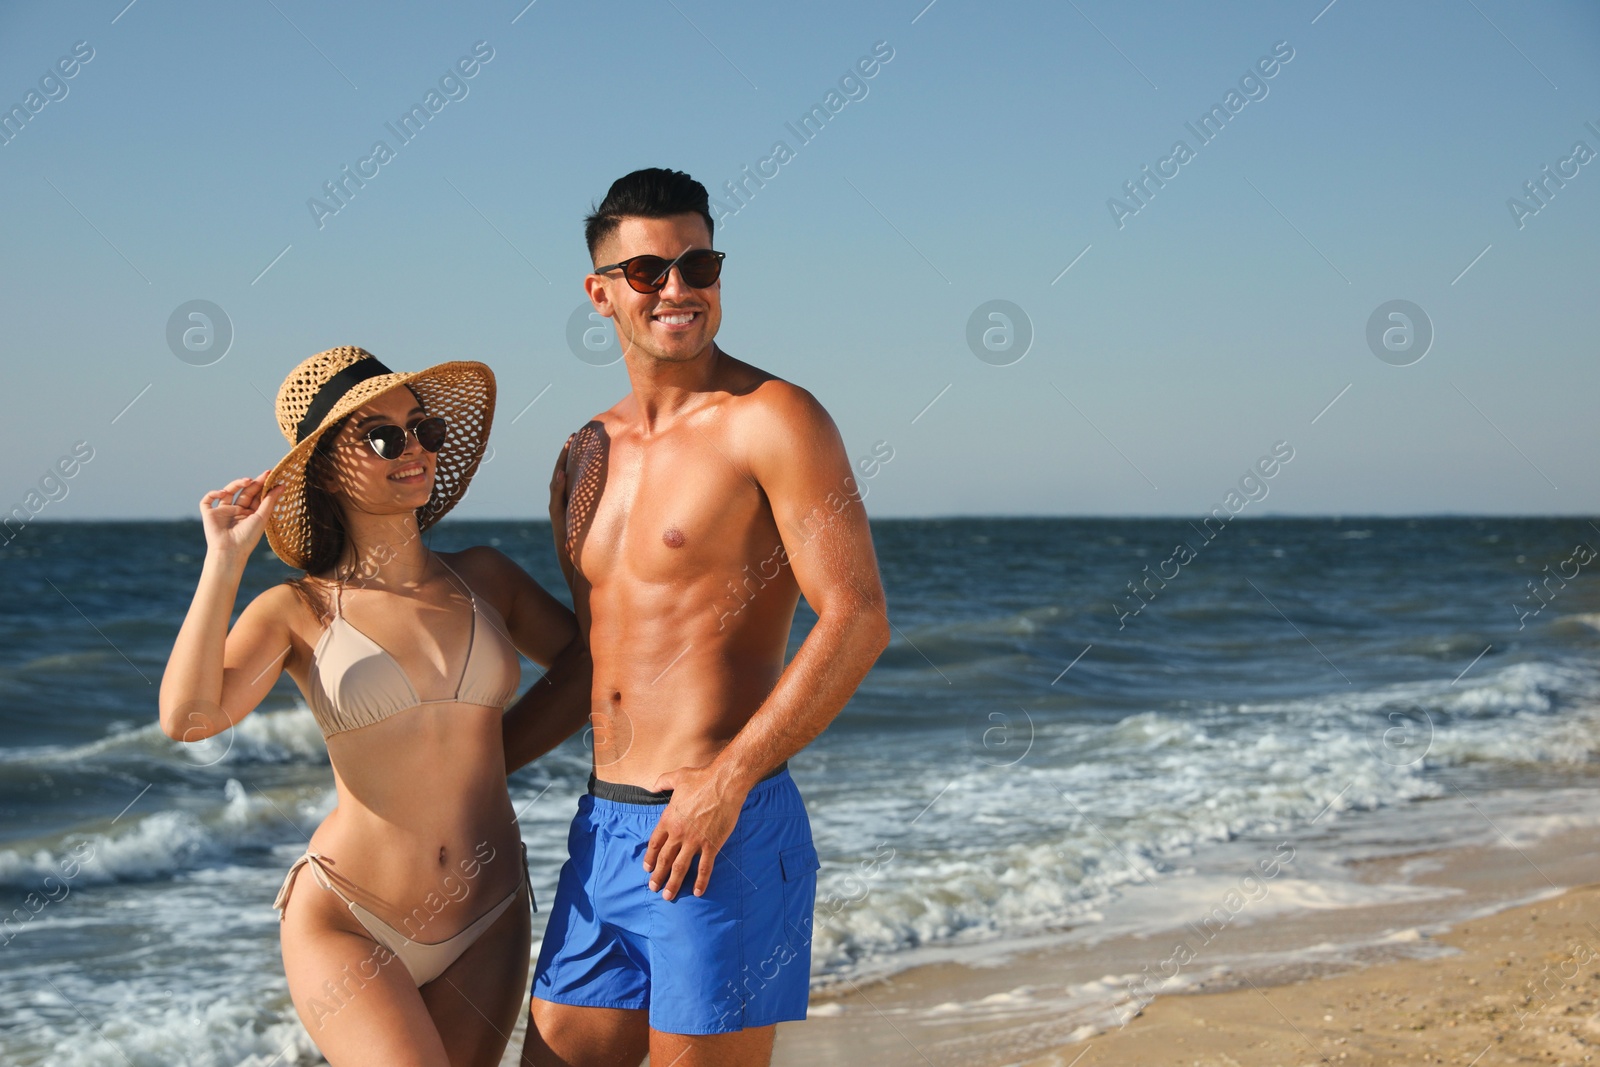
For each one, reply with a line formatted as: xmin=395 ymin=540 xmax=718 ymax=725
xmin=585 ymin=213 xmax=721 ymax=366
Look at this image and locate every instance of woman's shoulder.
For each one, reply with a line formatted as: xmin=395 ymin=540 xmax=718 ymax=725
xmin=259 ymin=576 xmax=336 ymax=632
xmin=439 ymin=544 xmax=513 ymax=576
xmin=224 ymin=580 xmax=331 ymax=681
xmin=438 ymin=546 xmax=526 ymax=612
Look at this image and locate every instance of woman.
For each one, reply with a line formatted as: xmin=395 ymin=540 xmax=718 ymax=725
xmin=159 ymin=346 xmax=589 ymax=1067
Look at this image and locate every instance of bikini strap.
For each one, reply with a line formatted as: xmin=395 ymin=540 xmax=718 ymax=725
xmin=432 ymin=554 xmax=476 ymax=607
xmin=273 ymin=852 xmax=360 ymax=920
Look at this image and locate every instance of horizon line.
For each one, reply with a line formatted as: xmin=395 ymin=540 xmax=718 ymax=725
xmin=14 ymin=512 xmax=1600 ymax=524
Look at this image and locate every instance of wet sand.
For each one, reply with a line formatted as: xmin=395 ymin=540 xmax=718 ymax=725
xmin=1030 ymin=883 xmax=1600 ymax=1066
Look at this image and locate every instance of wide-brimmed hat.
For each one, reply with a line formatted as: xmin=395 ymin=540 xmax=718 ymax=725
xmin=262 ymin=346 xmax=496 ymax=571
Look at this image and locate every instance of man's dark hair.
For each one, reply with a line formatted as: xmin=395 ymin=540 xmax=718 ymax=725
xmin=584 ymin=168 xmax=715 ymax=262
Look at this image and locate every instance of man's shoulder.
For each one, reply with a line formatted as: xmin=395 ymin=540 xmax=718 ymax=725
xmin=721 ymin=363 xmax=829 ymax=428
xmin=721 ymin=368 xmax=842 ymax=480
xmin=562 ymin=404 xmax=623 ymax=448
xmin=584 ymin=401 xmax=627 ymax=430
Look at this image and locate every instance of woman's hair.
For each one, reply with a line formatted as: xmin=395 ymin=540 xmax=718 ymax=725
xmin=282 ymin=386 xmax=429 ymax=620
xmin=283 ymin=412 xmax=352 ymax=621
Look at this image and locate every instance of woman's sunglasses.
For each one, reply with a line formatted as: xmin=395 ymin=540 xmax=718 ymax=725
xmin=361 ymin=416 xmax=448 ymax=460
xmin=593 ymin=249 xmax=726 ymax=294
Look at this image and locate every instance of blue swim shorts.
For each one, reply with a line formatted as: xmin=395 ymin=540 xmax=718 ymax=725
xmin=532 ymin=764 xmax=819 ymax=1035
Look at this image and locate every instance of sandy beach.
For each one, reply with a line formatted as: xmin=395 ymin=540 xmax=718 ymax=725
xmin=1037 ymin=883 xmax=1600 ymax=1067
xmin=771 ymin=815 xmax=1600 ymax=1067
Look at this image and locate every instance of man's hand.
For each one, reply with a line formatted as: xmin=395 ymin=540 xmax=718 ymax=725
xmin=642 ymin=765 xmax=750 ymax=900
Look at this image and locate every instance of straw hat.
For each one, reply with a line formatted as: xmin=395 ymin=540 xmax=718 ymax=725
xmin=262 ymin=346 xmax=496 ymax=571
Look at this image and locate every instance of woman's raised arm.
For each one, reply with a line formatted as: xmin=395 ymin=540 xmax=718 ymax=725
xmin=158 ymin=470 xmax=293 ymax=742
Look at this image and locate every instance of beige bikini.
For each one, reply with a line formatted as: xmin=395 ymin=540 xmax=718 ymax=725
xmin=274 ymin=555 xmax=528 ymax=987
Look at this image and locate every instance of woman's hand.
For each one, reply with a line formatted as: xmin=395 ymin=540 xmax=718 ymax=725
xmin=200 ymin=469 xmax=282 ymax=562
xmin=549 ymin=435 xmax=576 ymax=594
xmin=162 ymin=468 xmax=293 ymax=742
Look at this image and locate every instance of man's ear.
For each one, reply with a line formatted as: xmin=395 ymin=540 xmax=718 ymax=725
xmin=584 ymin=273 xmax=615 ymax=318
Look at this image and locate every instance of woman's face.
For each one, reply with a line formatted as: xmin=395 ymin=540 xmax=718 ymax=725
xmin=322 ymin=386 xmax=436 ymax=518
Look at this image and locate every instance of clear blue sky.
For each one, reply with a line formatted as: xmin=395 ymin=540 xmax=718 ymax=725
xmin=3 ymin=0 xmax=1596 ymax=519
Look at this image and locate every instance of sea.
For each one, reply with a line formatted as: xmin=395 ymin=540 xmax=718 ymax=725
xmin=2 ymin=517 xmax=1598 ymax=1065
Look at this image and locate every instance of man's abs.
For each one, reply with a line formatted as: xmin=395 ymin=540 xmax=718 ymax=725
xmin=584 ymin=571 xmax=798 ymax=786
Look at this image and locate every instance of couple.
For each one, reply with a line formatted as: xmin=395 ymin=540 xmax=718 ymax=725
xmin=158 ymin=168 xmax=890 ymax=1067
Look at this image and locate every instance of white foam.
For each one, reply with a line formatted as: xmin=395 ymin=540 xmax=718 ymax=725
xmin=1485 ymin=807 xmax=1600 ymax=847
xmin=1557 ymin=612 xmax=1600 ymax=633
xmin=205 ymin=705 xmax=330 ymax=766
xmin=0 ymin=704 xmax=329 ymax=770
xmin=804 ymin=659 xmax=1600 ymax=982
xmin=16 ymin=978 xmax=318 ymax=1067
xmin=0 ymin=779 xmax=323 ymax=887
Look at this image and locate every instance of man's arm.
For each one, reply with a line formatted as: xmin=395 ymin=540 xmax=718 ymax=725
xmin=643 ymin=383 xmax=890 ymax=900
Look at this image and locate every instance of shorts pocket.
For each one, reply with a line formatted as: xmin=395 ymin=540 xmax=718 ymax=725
xmin=778 ymin=841 xmax=820 ymax=949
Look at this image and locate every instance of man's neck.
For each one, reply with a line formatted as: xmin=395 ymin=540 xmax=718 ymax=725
xmin=625 ymin=342 xmax=723 ymax=430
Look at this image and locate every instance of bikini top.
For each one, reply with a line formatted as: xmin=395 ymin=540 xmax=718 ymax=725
xmin=305 ymin=556 xmax=521 ymax=738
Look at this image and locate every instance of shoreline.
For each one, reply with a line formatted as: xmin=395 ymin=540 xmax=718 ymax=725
xmin=1035 ymin=882 xmax=1600 ymax=1066
xmin=772 ymin=810 xmax=1600 ymax=1066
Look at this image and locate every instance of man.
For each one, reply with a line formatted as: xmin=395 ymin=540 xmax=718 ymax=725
xmin=520 ymin=168 xmax=889 ymax=1066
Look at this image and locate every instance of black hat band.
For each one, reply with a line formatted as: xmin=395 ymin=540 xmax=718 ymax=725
xmin=295 ymin=358 xmax=395 ymax=443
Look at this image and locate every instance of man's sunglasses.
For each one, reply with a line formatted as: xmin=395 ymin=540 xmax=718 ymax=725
xmin=593 ymin=249 xmax=726 ymax=294
xmin=361 ymin=416 xmax=448 ymax=460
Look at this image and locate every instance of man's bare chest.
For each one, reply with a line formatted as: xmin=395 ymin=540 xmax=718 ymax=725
xmin=565 ymin=422 xmax=772 ymax=586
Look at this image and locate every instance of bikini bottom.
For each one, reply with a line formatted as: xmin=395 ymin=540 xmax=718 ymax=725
xmin=274 ymin=843 xmax=532 ymax=987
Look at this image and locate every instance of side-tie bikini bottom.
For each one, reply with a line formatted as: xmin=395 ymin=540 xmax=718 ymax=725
xmin=274 ymin=843 xmax=532 ymax=987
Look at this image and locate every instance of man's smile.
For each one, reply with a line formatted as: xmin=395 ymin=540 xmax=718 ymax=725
xmin=651 ymin=309 xmax=700 ymax=329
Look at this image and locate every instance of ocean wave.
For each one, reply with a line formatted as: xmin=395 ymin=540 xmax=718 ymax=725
xmin=805 ymin=658 xmax=1600 ymax=980
xmin=0 ymin=705 xmax=329 ymax=772
xmin=0 ymin=778 xmax=328 ymax=888
xmin=1235 ymin=658 xmax=1598 ymax=721
xmin=1553 ymin=612 xmax=1600 ymax=635
xmin=810 ymin=749 xmax=1432 ymax=976
xmin=14 ymin=981 xmax=316 ymax=1067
